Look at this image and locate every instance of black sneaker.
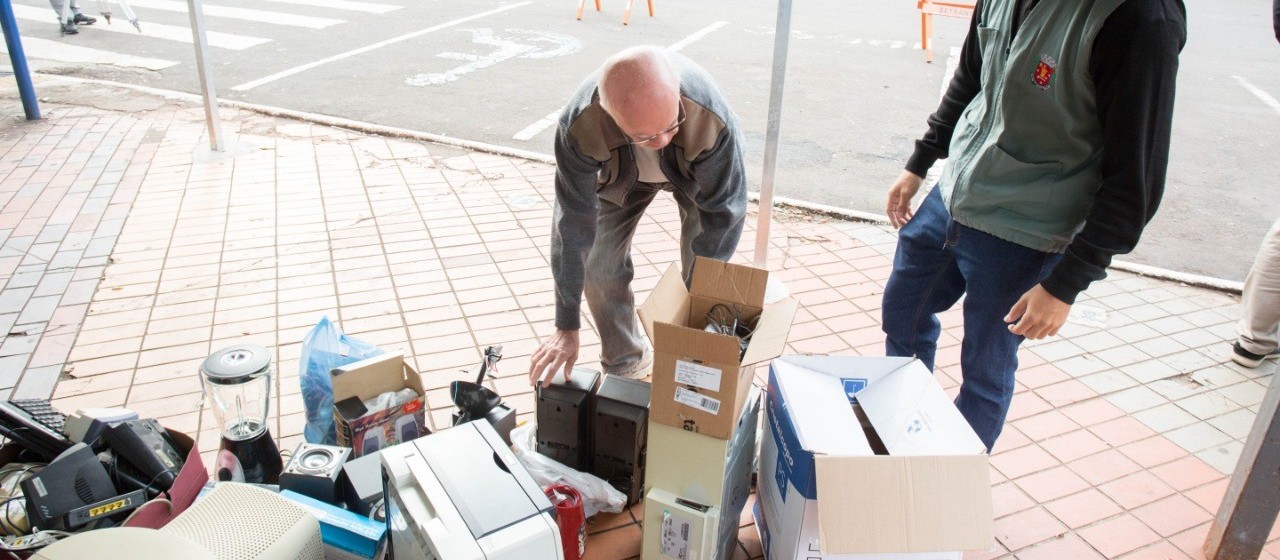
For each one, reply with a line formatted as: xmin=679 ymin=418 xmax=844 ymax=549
xmin=60 ymin=20 xmax=78 ymax=34
xmin=1231 ymin=342 xmax=1280 ymax=368
xmin=73 ymin=13 xmax=97 ymax=25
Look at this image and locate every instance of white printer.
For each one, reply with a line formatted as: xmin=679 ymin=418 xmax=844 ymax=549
xmin=382 ymin=421 xmax=564 ymax=560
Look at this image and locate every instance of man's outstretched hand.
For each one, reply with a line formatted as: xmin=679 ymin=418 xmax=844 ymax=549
xmin=1005 ymin=284 xmax=1071 ymax=340
xmin=529 ymin=329 xmax=580 ymax=387
xmin=886 ymin=170 xmax=925 ymax=229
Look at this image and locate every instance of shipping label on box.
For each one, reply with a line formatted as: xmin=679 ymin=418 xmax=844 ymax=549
xmin=639 ymin=257 xmax=798 ymax=440
xmin=755 ymin=355 xmax=992 ymax=559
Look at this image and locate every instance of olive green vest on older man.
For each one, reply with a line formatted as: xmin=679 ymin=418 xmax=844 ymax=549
xmin=940 ymin=0 xmax=1127 ymax=253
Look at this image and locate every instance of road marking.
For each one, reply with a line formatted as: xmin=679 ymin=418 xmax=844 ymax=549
xmin=258 ymin=0 xmax=400 ymax=14
xmin=125 ymin=0 xmax=345 ymax=28
xmin=11 ymin=4 xmax=268 ymax=50
xmin=231 ymin=1 xmax=530 ymax=91
xmin=1234 ymin=75 xmax=1280 ymax=117
xmin=510 ymin=20 xmax=728 ymax=142
xmin=406 ymin=28 xmax=581 ymax=86
xmin=513 ymin=110 xmax=561 ymax=141
xmin=0 ymin=35 xmax=178 ymax=69
xmin=667 ymin=20 xmax=728 ymax=52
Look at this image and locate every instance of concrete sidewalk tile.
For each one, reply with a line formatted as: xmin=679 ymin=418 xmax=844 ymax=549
xmin=1014 ymin=465 xmax=1092 ymax=503
xmin=1090 ymin=416 xmax=1157 ymax=447
xmin=1133 ymin=403 xmax=1200 ymax=433
xmin=992 ymin=444 xmax=1061 ymax=480
xmin=12 ymin=365 xmax=62 ymax=400
xmin=1195 ymin=441 xmax=1244 ymax=474
xmin=1101 ymin=471 xmax=1179 ymax=510
xmin=1116 ymin=540 xmax=1194 ymax=560
xmin=1166 ymin=422 xmax=1234 ymax=453
xmin=1045 ymin=489 xmax=1124 ymax=530
xmin=1015 ymin=533 xmax=1105 ymax=560
xmin=1176 ymin=391 xmax=1242 ymax=421
xmin=1041 ymin=429 xmax=1110 ymax=463
xmin=994 ymin=506 xmax=1068 ymax=553
xmin=1079 ymin=369 xmax=1141 ymax=395
xmin=1060 ymin=397 xmax=1127 ymax=426
xmin=1107 ymin=385 xmax=1167 ymax=413
xmin=1079 ymin=514 xmax=1163 ymax=558
xmin=1118 ymin=435 xmax=1192 ymax=469
xmin=1207 ymin=407 xmax=1260 ymax=440
xmin=1069 ymin=449 xmax=1143 ymax=486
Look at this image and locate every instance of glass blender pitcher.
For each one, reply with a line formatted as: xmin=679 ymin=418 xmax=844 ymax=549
xmin=200 ymin=344 xmax=283 ymax=484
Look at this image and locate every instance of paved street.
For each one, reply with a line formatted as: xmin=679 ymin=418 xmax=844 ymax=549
xmin=3 ymin=0 xmax=1278 ymax=280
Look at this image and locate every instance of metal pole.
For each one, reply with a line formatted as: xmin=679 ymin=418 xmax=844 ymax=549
xmin=1204 ymin=371 xmax=1280 ymax=560
xmin=0 ymin=0 xmax=40 ymax=120
xmin=753 ymin=0 xmax=792 ymax=268
xmin=186 ymin=0 xmax=223 ymax=151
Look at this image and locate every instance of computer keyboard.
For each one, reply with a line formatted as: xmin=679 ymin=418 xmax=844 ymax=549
xmin=0 ymin=399 xmax=73 ymax=461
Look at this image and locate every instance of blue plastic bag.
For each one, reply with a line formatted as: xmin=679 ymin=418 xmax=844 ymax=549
xmin=300 ymin=316 xmax=383 ymax=445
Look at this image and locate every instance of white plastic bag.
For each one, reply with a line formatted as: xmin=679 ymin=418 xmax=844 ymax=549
xmin=510 ymin=423 xmax=626 ymax=517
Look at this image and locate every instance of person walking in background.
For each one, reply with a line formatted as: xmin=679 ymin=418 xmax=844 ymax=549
xmin=528 ymin=46 xmax=747 ymax=387
xmin=51 ymin=0 xmax=96 ymax=35
xmin=880 ymin=0 xmax=1187 ymax=451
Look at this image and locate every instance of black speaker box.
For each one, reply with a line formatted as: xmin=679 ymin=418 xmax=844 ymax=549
xmin=279 ymin=443 xmax=351 ymax=504
xmin=536 ymin=368 xmax=601 ymax=471
xmin=589 ymin=374 xmax=650 ymax=505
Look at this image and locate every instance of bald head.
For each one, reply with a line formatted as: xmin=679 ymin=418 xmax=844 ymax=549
xmin=598 ymin=46 xmax=682 ymax=149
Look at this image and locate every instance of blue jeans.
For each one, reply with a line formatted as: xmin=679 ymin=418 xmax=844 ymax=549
xmin=881 ymin=188 xmax=1061 ymax=451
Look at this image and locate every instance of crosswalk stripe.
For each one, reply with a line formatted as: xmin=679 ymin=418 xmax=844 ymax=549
xmin=258 ymin=0 xmax=400 ymax=14
xmin=0 ymin=35 xmax=178 ymax=69
xmin=125 ymin=0 xmax=345 ymax=29
xmin=11 ymin=3 xmax=269 ymax=50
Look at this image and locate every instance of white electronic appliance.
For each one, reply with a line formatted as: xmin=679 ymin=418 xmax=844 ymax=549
xmin=382 ymin=421 xmax=563 ymax=560
xmin=642 ymin=488 xmax=721 ymax=560
xmin=32 ymin=483 xmax=323 ymax=560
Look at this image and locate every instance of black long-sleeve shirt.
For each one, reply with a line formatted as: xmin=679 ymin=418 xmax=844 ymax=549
xmin=905 ymin=0 xmax=1187 ymax=304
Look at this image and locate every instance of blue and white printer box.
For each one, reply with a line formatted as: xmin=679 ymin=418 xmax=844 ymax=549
xmin=280 ymin=490 xmax=386 ymax=560
xmin=754 ymin=355 xmax=993 ymax=560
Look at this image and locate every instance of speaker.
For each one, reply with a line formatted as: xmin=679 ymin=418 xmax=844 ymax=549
xmin=536 ymin=368 xmax=600 ymax=471
xmin=279 ymin=443 xmax=351 ymax=504
xmin=590 ymin=375 xmax=650 ymax=505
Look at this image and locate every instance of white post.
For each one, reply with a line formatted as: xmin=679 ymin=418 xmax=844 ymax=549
xmin=186 ymin=0 xmax=223 ymax=151
xmin=754 ymin=0 xmax=792 ymax=268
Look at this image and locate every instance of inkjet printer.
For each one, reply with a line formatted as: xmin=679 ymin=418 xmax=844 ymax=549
xmin=381 ymin=421 xmax=563 ymax=560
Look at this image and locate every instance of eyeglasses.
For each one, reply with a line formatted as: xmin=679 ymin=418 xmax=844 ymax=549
xmin=626 ymin=100 xmax=685 ymax=146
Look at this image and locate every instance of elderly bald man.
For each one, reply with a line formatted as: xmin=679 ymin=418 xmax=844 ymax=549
xmin=528 ymin=46 xmax=747 ymax=387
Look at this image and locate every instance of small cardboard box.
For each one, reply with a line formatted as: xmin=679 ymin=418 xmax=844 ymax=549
xmin=755 ymin=355 xmax=992 ymax=559
xmin=638 ymin=257 xmax=797 ymax=440
xmin=331 ymin=352 xmax=427 ymax=457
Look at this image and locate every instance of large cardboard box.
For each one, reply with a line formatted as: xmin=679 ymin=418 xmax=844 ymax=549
xmin=332 ymin=352 xmax=427 ymax=457
xmin=638 ymin=257 xmax=797 ymax=440
xmin=755 ymin=355 xmax=992 ymax=560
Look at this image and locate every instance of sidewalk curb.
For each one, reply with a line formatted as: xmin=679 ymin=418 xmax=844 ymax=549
xmin=23 ymin=74 xmax=1246 ymax=296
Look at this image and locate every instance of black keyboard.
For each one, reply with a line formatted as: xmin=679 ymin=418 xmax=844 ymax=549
xmin=0 ymin=399 xmax=73 ymax=461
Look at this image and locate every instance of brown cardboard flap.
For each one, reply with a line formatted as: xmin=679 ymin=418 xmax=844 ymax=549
xmin=815 ymin=454 xmax=993 ymax=554
xmin=653 ymin=321 xmax=743 ymax=367
xmin=740 ymin=297 xmax=799 ymax=366
xmin=332 ymin=352 xmax=409 ymax=402
xmin=689 ymin=257 xmax=767 ymax=310
xmin=638 ymin=264 xmax=690 ymax=342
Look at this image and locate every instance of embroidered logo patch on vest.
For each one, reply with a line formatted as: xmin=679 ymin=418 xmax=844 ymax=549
xmin=1032 ymin=54 xmax=1058 ymax=91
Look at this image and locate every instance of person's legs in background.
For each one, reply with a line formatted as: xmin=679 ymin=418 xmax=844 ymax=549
xmin=882 ymin=188 xmax=967 ymax=371
xmin=1234 ymin=216 xmax=1280 ymax=368
xmin=584 ymin=185 xmax=659 ymax=377
xmin=949 ymin=223 xmax=1061 ymax=451
xmin=50 ymin=0 xmax=95 ymax=34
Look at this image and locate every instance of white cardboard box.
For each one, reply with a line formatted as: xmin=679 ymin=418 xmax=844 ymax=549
xmin=754 ymin=355 xmax=992 ymax=559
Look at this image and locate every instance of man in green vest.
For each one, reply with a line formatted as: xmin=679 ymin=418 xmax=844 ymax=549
xmin=882 ymin=0 xmax=1186 ymax=450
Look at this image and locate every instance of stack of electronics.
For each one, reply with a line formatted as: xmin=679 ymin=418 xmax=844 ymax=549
xmin=0 ymin=401 xmax=191 ymax=549
xmin=641 ymin=387 xmax=761 ymax=560
xmin=535 ymin=368 xmax=652 ymax=505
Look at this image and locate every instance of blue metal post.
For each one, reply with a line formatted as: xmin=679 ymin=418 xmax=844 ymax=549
xmin=0 ymin=0 xmax=40 ymax=120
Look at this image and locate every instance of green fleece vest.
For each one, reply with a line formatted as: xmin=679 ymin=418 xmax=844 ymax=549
xmin=940 ymin=0 xmax=1126 ymax=253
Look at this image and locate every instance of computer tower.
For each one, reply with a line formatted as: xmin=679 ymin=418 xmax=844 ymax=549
xmin=590 ymin=375 xmax=650 ymax=505
xmin=536 ymin=368 xmax=601 ymax=471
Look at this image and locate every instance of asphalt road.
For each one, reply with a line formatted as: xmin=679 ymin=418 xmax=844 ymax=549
xmin=5 ymin=0 xmax=1278 ymax=281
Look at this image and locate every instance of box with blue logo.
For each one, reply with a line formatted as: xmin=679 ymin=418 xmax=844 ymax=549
xmin=280 ymin=490 xmax=386 ymax=560
xmin=754 ymin=355 xmax=992 ymax=559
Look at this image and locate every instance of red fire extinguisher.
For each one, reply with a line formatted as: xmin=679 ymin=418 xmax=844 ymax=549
xmin=545 ymin=483 xmax=586 ymax=560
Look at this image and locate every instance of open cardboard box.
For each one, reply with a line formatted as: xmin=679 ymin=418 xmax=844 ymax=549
xmin=638 ymin=257 xmax=797 ymax=440
xmin=332 ymin=352 xmax=427 ymax=457
xmin=755 ymin=355 xmax=993 ymax=559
